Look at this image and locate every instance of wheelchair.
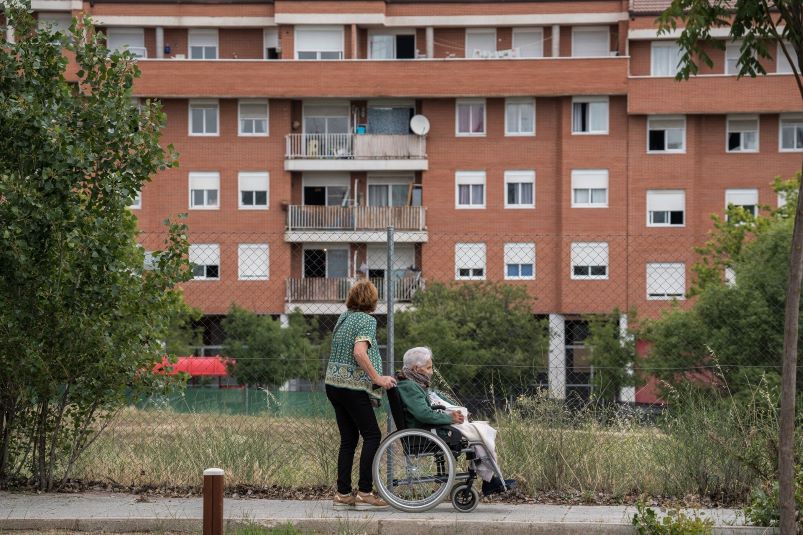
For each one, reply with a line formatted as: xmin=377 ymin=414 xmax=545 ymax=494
xmin=371 ymin=386 xmax=506 ymax=513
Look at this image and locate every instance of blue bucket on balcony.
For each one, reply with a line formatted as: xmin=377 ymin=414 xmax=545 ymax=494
xmin=355 ymin=124 xmax=367 ymax=134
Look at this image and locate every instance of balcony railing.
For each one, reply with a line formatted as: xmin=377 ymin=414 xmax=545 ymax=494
xmin=286 ymin=276 xmax=423 ymax=303
xmin=285 ymin=134 xmax=426 ymax=160
xmin=287 ymin=205 xmax=426 ymax=231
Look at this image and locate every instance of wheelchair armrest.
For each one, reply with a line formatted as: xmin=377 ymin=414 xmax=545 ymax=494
xmin=431 ymin=404 xmax=447 ymax=411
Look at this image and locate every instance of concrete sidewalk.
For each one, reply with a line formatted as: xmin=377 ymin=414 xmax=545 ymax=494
xmin=0 ymin=492 xmax=777 ymax=534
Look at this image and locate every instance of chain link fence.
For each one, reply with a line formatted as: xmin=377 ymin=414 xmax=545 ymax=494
xmin=69 ymin=227 xmax=795 ymax=503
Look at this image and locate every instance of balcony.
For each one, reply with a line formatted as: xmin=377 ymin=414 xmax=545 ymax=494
xmin=286 ymin=276 xmax=423 ymax=314
xmin=628 ymin=74 xmax=801 ymax=114
xmin=285 ymin=205 xmax=428 ymax=243
xmin=285 ymin=133 xmax=427 ymax=171
xmin=121 ymin=57 xmax=629 ymax=98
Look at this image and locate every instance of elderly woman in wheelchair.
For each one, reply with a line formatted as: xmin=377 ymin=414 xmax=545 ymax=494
xmin=371 ymin=347 xmax=516 ymax=513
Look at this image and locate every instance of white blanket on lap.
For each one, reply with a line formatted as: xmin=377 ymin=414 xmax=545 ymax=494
xmin=427 ymin=391 xmax=500 ymax=483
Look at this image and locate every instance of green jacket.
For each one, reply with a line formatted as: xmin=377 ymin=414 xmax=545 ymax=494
xmin=396 ymin=379 xmax=453 ymax=428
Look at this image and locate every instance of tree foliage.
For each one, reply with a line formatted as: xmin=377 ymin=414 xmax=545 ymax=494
xmin=222 ymin=306 xmax=324 ymax=387
xmin=0 ymin=5 xmax=190 ymax=489
xmin=393 ymin=282 xmax=548 ymax=389
xmin=584 ymin=309 xmax=638 ymax=403
xmin=642 ymin=177 xmax=802 ymax=395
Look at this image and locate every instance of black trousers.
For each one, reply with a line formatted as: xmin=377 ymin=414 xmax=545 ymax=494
xmin=325 ymin=384 xmax=382 ymax=494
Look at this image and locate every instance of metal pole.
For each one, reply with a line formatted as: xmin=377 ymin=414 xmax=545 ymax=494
xmin=202 ymin=468 xmax=224 ymax=535
xmin=386 ymin=227 xmax=395 ymax=488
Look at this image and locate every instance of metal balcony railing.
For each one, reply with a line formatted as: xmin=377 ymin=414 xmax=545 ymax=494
xmin=286 ymin=276 xmax=424 ymax=303
xmin=287 ymin=205 xmax=426 ymax=231
xmin=285 ymin=134 xmax=426 ymax=160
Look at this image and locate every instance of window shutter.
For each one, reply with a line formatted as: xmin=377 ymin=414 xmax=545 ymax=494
xmin=571 ymin=170 xmax=608 ymax=189
xmin=572 ymin=28 xmax=609 ymax=57
xmin=571 ymin=242 xmax=608 ymax=265
xmin=238 ymin=244 xmax=269 ymax=280
xmin=239 ymin=172 xmax=268 ymax=192
xmin=455 ymin=243 xmax=486 ymax=270
xmin=190 ymin=244 xmax=220 ymax=265
xmin=190 ymin=172 xmax=220 ymax=190
xmin=647 ymin=190 xmax=685 ymax=211
xmin=297 ymin=27 xmax=344 ymax=52
xmin=726 ymin=189 xmax=758 ymax=206
xmin=513 ymin=29 xmax=543 ymax=58
xmin=107 ymin=28 xmax=145 ymax=52
xmin=504 ymin=243 xmax=535 ymax=265
xmin=647 ymin=263 xmax=685 ymax=297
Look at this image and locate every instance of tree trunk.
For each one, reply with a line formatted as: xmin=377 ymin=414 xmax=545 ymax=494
xmin=779 ymin=158 xmax=803 ymax=535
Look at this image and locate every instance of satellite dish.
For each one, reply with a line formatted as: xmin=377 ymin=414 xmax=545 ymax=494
xmin=410 ymin=115 xmax=431 ymax=136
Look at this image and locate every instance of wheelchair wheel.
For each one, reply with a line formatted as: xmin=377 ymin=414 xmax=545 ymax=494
xmin=450 ymin=484 xmax=480 ymax=513
xmin=372 ymin=429 xmax=456 ymax=513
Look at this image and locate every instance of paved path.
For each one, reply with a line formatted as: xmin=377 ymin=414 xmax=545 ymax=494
xmin=0 ymin=492 xmax=777 ymax=534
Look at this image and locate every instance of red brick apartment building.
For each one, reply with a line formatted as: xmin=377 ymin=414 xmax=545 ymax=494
xmin=22 ymin=0 xmax=803 ymax=401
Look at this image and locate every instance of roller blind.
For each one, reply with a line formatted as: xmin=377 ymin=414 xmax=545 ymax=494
xmin=647 ymin=190 xmax=685 ymax=211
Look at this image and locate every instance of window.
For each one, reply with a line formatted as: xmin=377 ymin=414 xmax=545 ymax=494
xmin=648 ymin=116 xmax=685 ymax=152
xmin=780 ymin=114 xmax=803 ymax=151
xmin=646 ymin=263 xmax=685 ymax=300
xmin=189 ymin=172 xmax=220 ymax=209
xmin=455 ymin=171 xmax=485 ymax=208
xmin=651 ymin=41 xmax=682 ymax=76
xmin=726 ymin=188 xmax=758 ymax=217
xmin=572 ymin=97 xmax=608 ymax=134
xmin=368 ymin=181 xmax=411 ymax=207
xmin=513 ymin=28 xmax=543 ymax=58
xmin=465 ymin=29 xmax=496 ymax=58
xmin=505 ymin=243 xmax=535 ymax=280
xmin=239 ymin=100 xmax=269 ymax=136
xmin=456 ymin=99 xmax=486 ymax=136
xmin=725 ymin=40 xmax=746 ymax=75
xmin=504 ymin=170 xmax=535 ymax=208
xmin=37 ymin=13 xmax=71 ymax=35
xmin=777 ymin=41 xmax=794 ymax=74
xmin=778 ymin=191 xmax=788 ymax=208
xmin=725 ymin=266 xmax=736 ymax=286
xmin=189 ymin=29 xmax=218 ymax=60
xmin=130 ymin=190 xmax=141 ymax=210
xmin=368 ymin=32 xmax=416 ymax=59
xmin=106 ymin=28 xmax=147 ymax=58
xmin=238 ymin=244 xmax=269 ymax=280
xmin=571 ymin=26 xmax=610 ymax=57
xmin=571 ymin=242 xmax=609 ymax=279
xmin=727 ymin=115 xmax=759 ymax=152
xmin=455 ymin=243 xmax=486 ymax=280
xmin=647 ymin=190 xmax=685 ymax=226
xmin=239 ymin=172 xmax=269 ymax=210
xmin=264 ymin=28 xmax=279 ymax=59
xmin=571 ymin=170 xmax=608 ymax=208
xmin=189 ymin=100 xmax=219 ymax=136
xmin=505 ymin=98 xmax=535 ymax=136
xmin=295 ymin=26 xmax=344 ymax=60
xmin=190 ymin=244 xmax=220 ymax=280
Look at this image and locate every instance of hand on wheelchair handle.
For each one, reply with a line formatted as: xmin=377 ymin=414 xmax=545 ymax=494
xmin=375 ymin=375 xmax=397 ymax=389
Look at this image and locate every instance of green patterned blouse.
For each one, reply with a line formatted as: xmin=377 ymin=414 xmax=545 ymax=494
xmin=324 ymin=310 xmax=383 ymax=399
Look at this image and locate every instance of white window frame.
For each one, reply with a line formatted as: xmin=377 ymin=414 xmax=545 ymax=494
xmin=571 ymin=242 xmax=609 ymax=280
xmin=189 ymin=244 xmax=220 ymax=281
xmin=779 ymin=114 xmax=803 ymax=152
xmin=238 ymin=243 xmax=270 ymax=281
xmin=650 ymin=41 xmax=682 ymax=77
xmin=647 ymin=189 xmax=686 ymax=228
xmin=725 ymin=188 xmax=759 ymax=217
xmin=188 ymin=28 xmax=218 ymax=60
xmin=725 ymin=40 xmax=746 ymax=75
xmin=465 ymin=28 xmax=497 ymax=58
xmin=455 ymin=99 xmax=486 ymax=136
xmin=106 ymin=27 xmax=147 ymax=58
xmin=505 ymin=98 xmax=536 ymax=136
xmin=504 ymin=242 xmax=536 ymax=280
xmin=571 ymin=26 xmax=610 ymax=57
xmin=238 ymin=99 xmax=269 ymax=137
xmin=504 ymin=170 xmax=536 ymax=209
xmin=777 ymin=41 xmax=794 ymax=74
xmin=238 ymin=171 xmax=269 ymax=210
xmin=263 ymin=28 xmax=279 ymax=59
xmin=189 ymin=172 xmax=220 ymax=210
xmin=646 ymin=262 xmax=686 ymax=300
xmin=647 ymin=115 xmax=686 ymax=153
xmin=130 ymin=190 xmax=141 ymax=210
xmin=512 ymin=27 xmax=544 ymax=58
xmin=188 ymin=99 xmax=219 ymax=137
xmin=571 ymin=96 xmax=609 ymax=135
xmin=367 ymin=28 xmax=416 ymax=59
xmin=294 ymin=26 xmax=345 ymax=60
xmin=646 ymin=189 xmax=685 ymax=227
xmin=726 ymin=115 xmax=759 ymax=153
xmin=455 ymin=242 xmax=486 ymax=280
xmin=571 ymin=169 xmax=609 ymax=208
xmin=455 ymin=171 xmax=486 ymax=209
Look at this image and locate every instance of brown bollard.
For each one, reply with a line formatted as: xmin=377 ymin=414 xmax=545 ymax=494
xmin=203 ymin=468 xmax=224 ymax=535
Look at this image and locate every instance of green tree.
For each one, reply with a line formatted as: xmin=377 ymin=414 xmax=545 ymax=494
xmin=584 ymin=309 xmax=638 ymax=404
xmin=658 ymin=2 xmax=803 ymax=530
xmin=0 ymin=4 xmax=189 ymax=490
xmin=222 ymin=306 xmax=323 ymax=387
xmin=393 ymin=281 xmax=548 ymax=390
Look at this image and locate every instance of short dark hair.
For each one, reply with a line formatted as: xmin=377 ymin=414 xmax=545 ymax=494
xmin=346 ymin=279 xmax=378 ymax=312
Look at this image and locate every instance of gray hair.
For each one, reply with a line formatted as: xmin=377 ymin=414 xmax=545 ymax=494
xmin=403 ymin=347 xmax=433 ymax=369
